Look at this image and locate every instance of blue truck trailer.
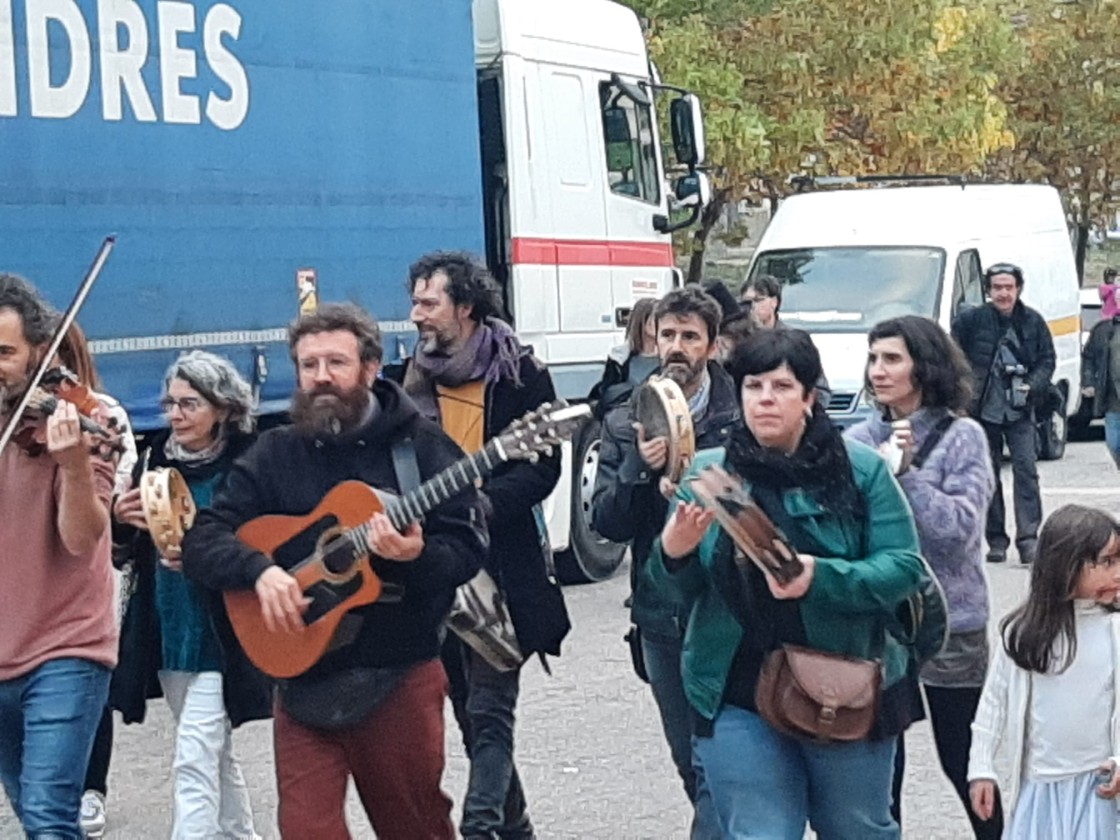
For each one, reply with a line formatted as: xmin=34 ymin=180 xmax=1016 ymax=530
xmin=2 ymin=0 xmax=708 ymax=581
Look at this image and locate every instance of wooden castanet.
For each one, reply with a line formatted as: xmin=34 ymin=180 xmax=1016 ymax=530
xmin=224 ymin=481 xmax=385 ymax=679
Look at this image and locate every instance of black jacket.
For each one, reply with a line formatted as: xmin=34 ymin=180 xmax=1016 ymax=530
xmin=591 ymin=362 xmax=741 ymax=636
xmin=181 ymin=380 xmax=487 ymax=682
xmin=1083 ymin=317 xmax=1118 ymax=417
xmin=392 ymin=352 xmax=571 ymax=657
xmin=110 ymin=430 xmax=272 ymax=728
xmin=951 ymin=301 xmax=1057 ymax=417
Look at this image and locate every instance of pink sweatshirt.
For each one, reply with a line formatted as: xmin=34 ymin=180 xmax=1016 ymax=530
xmin=0 ymin=444 xmax=118 ymax=680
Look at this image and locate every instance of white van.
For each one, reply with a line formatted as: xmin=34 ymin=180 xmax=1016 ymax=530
xmin=744 ymin=184 xmax=1082 ymax=459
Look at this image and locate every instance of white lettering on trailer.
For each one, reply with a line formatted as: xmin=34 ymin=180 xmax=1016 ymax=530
xmin=98 ymin=0 xmax=157 ymax=122
xmin=1 ymin=0 xmax=249 ymax=129
xmin=88 ymin=322 xmax=416 ymax=355
xmin=0 ymin=0 xmax=14 ymax=115
xmin=157 ymin=1 xmax=198 ymax=124
xmin=27 ymin=0 xmax=92 ymax=119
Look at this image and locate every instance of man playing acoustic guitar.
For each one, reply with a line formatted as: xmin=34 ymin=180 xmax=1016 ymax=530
xmin=182 ymin=303 xmax=488 ymax=840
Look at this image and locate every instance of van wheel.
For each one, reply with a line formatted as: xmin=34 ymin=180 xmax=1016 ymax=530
xmin=555 ymin=417 xmax=627 ymax=584
xmin=1037 ymin=393 xmax=1067 ymax=461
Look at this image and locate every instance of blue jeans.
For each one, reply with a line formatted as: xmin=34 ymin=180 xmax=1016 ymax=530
xmin=642 ymin=630 xmax=721 ymax=840
xmin=693 ymin=705 xmax=899 ymax=840
xmin=0 ymin=658 xmax=111 ymax=840
xmin=1105 ymin=412 xmax=1120 ymax=468
xmin=444 ymin=638 xmax=532 ymax=839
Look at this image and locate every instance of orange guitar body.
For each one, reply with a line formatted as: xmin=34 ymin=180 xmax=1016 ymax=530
xmin=224 ymin=481 xmax=385 ymax=678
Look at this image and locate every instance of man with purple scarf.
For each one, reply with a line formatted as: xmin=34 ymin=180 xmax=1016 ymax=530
xmin=399 ymin=251 xmax=570 ymax=840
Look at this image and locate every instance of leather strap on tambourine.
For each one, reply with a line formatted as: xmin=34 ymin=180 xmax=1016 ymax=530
xmin=634 ymin=376 xmax=695 ymax=483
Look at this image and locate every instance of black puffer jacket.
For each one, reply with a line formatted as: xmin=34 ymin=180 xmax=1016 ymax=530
xmin=951 ymin=301 xmax=1056 ymax=416
xmin=110 ymin=430 xmax=272 ymax=728
xmin=591 ymin=362 xmax=741 ymax=637
xmin=1083 ymin=318 xmax=1118 ymax=417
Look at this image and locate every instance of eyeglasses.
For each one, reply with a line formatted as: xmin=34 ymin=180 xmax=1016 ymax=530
xmin=159 ymin=396 xmax=206 ymax=415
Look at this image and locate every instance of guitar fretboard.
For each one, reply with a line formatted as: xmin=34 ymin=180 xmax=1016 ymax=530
xmin=346 ymin=439 xmax=506 ymax=555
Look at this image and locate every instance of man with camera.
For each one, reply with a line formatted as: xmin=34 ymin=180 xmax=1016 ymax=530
xmin=952 ymin=263 xmax=1055 ymax=565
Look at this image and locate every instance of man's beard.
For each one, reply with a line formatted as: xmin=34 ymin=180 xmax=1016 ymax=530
xmin=290 ymin=383 xmax=372 ymax=437
xmin=661 ymin=354 xmax=705 ymax=392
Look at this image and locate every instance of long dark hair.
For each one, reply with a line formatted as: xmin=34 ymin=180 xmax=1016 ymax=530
xmin=624 ymin=297 xmax=657 ymax=355
xmin=1001 ymin=505 xmax=1119 ymax=674
xmin=865 ymin=316 xmax=972 ymax=414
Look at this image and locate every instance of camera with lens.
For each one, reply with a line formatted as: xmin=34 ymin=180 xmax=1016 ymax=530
xmin=1003 ymin=362 xmax=1029 ymax=409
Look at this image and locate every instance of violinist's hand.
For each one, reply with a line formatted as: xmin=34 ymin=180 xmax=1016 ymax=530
xmin=634 ymin=423 xmax=669 ymax=472
xmin=255 ymin=566 xmax=311 ymax=634
xmin=113 ymin=483 xmax=150 ymax=531
xmin=367 ymin=513 xmax=424 ymax=562
xmin=661 ymin=501 xmax=715 ymax=560
xmin=46 ymin=401 xmax=91 ymax=471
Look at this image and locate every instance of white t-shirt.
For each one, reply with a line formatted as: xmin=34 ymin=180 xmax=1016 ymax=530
xmin=1026 ymin=601 xmax=1115 ymax=779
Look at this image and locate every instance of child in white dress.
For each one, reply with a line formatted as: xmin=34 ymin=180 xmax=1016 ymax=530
xmin=969 ymin=504 xmax=1120 ymax=839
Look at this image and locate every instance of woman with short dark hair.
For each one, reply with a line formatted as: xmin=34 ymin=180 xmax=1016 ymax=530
xmin=648 ymin=327 xmax=925 ymax=838
xmin=847 ymin=315 xmax=1001 ymax=838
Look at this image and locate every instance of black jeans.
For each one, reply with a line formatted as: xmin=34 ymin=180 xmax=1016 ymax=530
xmin=83 ymin=706 xmax=113 ymax=795
xmin=892 ymin=685 xmax=1003 ymax=839
xmin=981 ymin=415 xmax=1042 ymax=558
xmin=443 ymin=635 xmax=533 ymax=840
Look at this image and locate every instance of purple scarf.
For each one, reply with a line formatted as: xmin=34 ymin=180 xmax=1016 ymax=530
xmin=405 ymin=317 xmax=523 ymax=421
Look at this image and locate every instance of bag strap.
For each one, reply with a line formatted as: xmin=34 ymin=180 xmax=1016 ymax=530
xmin=390 ymin=437 xmax=422 ymax=495
xmin=910 ymin=416 xmax=956 ymax=471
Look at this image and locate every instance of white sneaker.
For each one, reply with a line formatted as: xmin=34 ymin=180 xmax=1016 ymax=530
xmin=80 ymin=790 xmax=106 ymax=838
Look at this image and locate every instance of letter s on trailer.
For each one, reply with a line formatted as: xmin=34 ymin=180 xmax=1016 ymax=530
xmin=2 ymin=0 xmax=708 ymax=583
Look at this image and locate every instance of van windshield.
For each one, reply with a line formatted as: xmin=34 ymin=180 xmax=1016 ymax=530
xmin=747 ymin=247 xmax=945 ymax=333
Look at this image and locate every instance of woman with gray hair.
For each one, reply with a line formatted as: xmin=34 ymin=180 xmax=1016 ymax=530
xmin=109 ymin=350 xmax=269 ymax=840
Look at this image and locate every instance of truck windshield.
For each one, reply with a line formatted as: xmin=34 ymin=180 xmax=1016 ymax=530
xmin=748 ymin=247 xmax=945 ymax=333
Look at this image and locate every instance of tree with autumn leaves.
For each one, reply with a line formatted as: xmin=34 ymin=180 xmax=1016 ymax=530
xmin=630 ymin=0 xmax=1120 ymax=280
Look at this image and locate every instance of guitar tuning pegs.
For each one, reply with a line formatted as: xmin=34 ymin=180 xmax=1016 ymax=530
xmin=528 ymin=452 xmax=540 ymax=464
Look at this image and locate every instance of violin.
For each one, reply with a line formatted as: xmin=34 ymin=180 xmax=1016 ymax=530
xmin=12 ymin=366 xmax=125 ymax=461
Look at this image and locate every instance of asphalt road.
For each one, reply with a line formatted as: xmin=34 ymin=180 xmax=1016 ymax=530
xmin=2 ymin=434 xmax=1117 ymax=839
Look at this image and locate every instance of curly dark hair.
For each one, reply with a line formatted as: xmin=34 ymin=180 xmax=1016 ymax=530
xmin=288 ymin=302 xmax=382 ymax=364
xmin=0 ymin=274 xmax=59 ymax=346
xmin=865 ymin=316 xmax=972 ymax=413
xmin=408 ymin=251 xmax=504 ymax=324
xmin=653 ymin=286 xmax=723 ymax=343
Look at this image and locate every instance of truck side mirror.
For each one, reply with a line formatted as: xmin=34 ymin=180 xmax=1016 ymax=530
xmin=674 ymin=171 xmax=711 ymax=208
xmin=670 ymin=94 xmax=706 ymax=168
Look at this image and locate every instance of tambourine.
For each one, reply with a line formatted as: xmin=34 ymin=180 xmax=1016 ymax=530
xmin=140 ymin=467 xmax=197 ymax=560
xmin=634 ymin=376 xmax=695 ymax=483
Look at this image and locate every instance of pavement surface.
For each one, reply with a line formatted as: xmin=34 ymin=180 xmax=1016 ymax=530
xmin=2 ymin=432 xmax=1117 ymax=838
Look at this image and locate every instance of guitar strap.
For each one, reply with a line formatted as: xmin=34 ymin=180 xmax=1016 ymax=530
xmin=391 ymin=437 xmax=422 ymax=496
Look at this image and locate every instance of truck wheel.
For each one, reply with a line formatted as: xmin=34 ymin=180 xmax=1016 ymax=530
xmin=1037 ymin=392 xmax=1068 ymax=461
xmin=555 ymin=417 xmax=627 ymax=584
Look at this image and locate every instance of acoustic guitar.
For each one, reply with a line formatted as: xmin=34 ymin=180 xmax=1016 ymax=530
xmin=224 ymin=401 xmax=591 ymax=678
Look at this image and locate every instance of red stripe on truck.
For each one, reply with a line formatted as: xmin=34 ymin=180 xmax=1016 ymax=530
xmin=512 ymin=237 xmax=674 ymax=268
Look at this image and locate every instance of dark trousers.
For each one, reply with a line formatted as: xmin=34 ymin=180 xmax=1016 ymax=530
xmin=83 ymin=707 xmax=113 ymax=795
xmin=892 ymin=685 xmax=1003 ymax=839
xmin=273 ymin=659 xmax=454 ymax=840
xmin=443 ymin=635 xmax=533 ymax=840
xmin=981 ymin=415 xmax=1041 ymax=558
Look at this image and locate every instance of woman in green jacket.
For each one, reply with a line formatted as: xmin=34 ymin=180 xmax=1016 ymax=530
xmin=648 ymin=328 xmax=925 ymax=840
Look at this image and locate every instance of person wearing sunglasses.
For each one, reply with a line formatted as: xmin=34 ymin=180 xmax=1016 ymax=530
xmin=951 ymin=263 xmax=1055 ymax=565
xmin=110 ymin=350 xmax=268 ymax=840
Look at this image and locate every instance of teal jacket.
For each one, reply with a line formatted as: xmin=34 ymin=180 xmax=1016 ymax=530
xmin=647 ymin=441 xmax=925 ymax=724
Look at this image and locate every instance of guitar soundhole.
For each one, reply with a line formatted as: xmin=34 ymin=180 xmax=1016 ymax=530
xmin=321 ymin=535 xmax=358 ymax=575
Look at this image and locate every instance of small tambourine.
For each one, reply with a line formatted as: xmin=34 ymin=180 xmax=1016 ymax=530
xmin=140 ymin=467 xmax=197 ymax=561
xmin=688 ymin=464 xmax=804 ymax=585
xmin=634 ymin=376 xmax=696 ymax=483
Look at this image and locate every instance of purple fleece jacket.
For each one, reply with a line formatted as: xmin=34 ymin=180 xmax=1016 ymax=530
xmin=846 ymin=408 xmax=995 ymax=633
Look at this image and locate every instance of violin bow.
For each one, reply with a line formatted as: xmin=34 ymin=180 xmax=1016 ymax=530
xmin=0 ymin=235 xmax=116 ymax=458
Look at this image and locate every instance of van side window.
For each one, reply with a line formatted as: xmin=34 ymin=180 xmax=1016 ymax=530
xmin=953 ymin=249 xmax=984 ymax=317
xmin=599 ymin=81 xmax=660 ymax=205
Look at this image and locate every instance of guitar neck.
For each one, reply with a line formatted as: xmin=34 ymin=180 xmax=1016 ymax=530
xmin=356 ymin=441 xmax=507 ymax=547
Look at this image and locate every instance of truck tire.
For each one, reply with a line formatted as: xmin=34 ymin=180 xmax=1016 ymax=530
xmin=1036 ymin=390 xmax=1068 ymax=461
xmin=555 ymin=417 xmax=627 ymax=584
